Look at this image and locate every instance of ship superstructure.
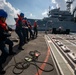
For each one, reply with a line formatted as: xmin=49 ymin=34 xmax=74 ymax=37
xmin=14 ymin=0 xmax=76 ymax=32
xmin=42 ymin=0 xmax=76 ymax=32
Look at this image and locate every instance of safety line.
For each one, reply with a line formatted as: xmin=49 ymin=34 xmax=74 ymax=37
xmin=35 ymin=46 xmax=50 ymax=75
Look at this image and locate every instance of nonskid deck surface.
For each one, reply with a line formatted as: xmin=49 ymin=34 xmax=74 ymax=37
xmin=47 ymin=33 xmax=76 ymax=75
xmin=2 ymin=32 xmax=58 ymax=75
xmin=48 ymin=34 xmax=76 ymax=53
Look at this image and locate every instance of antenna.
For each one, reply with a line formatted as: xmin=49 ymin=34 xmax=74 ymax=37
xmin=47 ymin=6 xmax=51 ymax=16
xmin=66 ymin=0 xmax=74 ymax=12
xmin=49 ymin=6 xmax=51 ymax=11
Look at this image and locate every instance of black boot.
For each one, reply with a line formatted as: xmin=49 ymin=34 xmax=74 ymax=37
xmin=18 ymin=47 xmax=24 ymax=50
xmin=0 ymin=70 xmax=6 ymax=74
xmin=0 ymin=66 xmax=6 ymax=74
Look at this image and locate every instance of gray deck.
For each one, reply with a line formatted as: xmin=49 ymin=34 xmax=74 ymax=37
xmin=2 ymin=32 xmax=58 ymax=75
xmin=45 ymin=35 xmax=74 ymax=75
xmin=2 ymin=32 xmax=75 ymax=75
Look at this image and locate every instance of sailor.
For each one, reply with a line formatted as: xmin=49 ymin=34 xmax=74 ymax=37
xmin=22 ymin=18 xmax=29 ymax=42
xmin=0 ymin=10 xmax=16 ymax=55
xmin=0 ymin=9 xmax=10 ymax=74
xmin=15 ymin=13 xmax=24 ymax=50
xmin=4 ymin=25 xmax=16 ymax=55
xmin=33 ymin=21 xmax=38 ymax=38
xmin=28 ymin=21 xmax=34 ymax=39
xmin=25 ymin=20 xmax=29 ymax=42
xmin=22 ymin=17 xmax=28 ymax=43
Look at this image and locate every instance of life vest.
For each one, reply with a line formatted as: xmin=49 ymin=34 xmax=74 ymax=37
xmin=22 ymin=19 xmax=28 ymax=27
xmin=16 ymin=14 xmax=23 ymax=26
xmin=28 ymin=23 xmax=32 ymax=29
xmin=22 ymin=19 xmax=27 ymax=24
xmin=34 ymin=22 xmax=37 ymax=28
xmin=0 ymin=20 xmax=7 ymax=30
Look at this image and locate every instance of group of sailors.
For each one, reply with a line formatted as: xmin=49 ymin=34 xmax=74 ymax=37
xmin=0 ymin=9 xmax=38 ymax=74
xmin=15 ymin=13 xmax=38 ymax=50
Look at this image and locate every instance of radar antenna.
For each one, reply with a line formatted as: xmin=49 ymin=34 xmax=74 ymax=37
xmin=66 ymin=0 xmax=74 ymax=12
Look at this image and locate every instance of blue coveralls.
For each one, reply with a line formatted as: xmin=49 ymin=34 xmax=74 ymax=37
xmin=22 ymin=19 xmax=29 ymax=42
xmin=5 ymin=26 xmax=14 ymax=54
xmin=0 ymin=25 xmax=10 ymax=70
xmin=15 ymin=19 xmax=24 ymax=48
xmin=28 ymin=23 xmax=34 ymax=39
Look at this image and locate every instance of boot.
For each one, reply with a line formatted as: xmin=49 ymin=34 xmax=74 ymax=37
xmin=0 ymin=66 xmax=6 ymax=74
xmin=18 ymin=47 xmax=24 ymax=50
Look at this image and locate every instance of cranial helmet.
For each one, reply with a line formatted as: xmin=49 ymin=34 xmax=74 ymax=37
xmin=20 ymin=13 xmax=24 ymax=17
xmin=0 ymin=9 xmax=8 ymax=18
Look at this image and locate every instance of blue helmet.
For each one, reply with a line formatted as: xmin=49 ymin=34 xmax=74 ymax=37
xmin=24 ymin=17 xmax=27 ymax=20
xmin=0 ymin=9 xmax=8 ymax=18
xmin=20 ymin=13 xmax=24 ymax=17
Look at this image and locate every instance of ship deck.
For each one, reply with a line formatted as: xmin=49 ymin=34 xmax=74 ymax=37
xmin=2 ymin=31 xmax=58 ymax=75
xmin=2 ymin=31 xmax=76 ymax=75
xmin=46 ymin=33 xmax=76 ymax=75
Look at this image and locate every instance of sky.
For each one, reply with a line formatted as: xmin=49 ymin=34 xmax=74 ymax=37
xmin=0 ymin=0 xmax=76 ymax=25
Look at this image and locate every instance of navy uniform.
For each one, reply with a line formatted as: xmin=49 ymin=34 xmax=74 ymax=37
xmin=0 ymin=9 xmax=9 ymax=74
xmin=22 ymin=19 xmax=29 ymax=42
xmin=4 ymin=25 xmax=16 ymax=55
xmin=22 ymin=18 xmax=28 ymax=43
xmin=33 ymin=21 xmax=38 ymax=38
xmin=15 ymin=13 xmax=24 ymax=50
xmin=28 ymin=21 xmax=34 ymax=39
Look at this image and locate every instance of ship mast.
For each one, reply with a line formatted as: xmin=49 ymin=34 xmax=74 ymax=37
xmin=47 ymin=6 xmax=51 ymax=17
xmin=66 ymin=0 xmax=74 ymax=12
